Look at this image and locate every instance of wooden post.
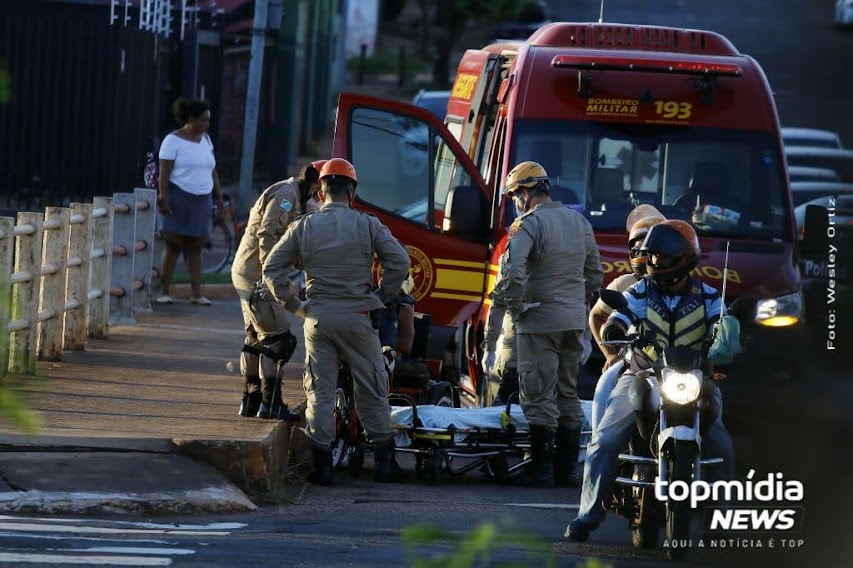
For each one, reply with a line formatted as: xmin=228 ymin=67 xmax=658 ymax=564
xmin=0 ymin=216 xmax=15 ymax=376
xmin=38 ymin=207 xmax=70 ymax=361
xmin=10 ymin=212 xmax=43 ymax=374
xmin=132 ymin=188 xmax=157 ymax=315
xmin=109 ymin=193 xmax=136 ymax=325
xmin=64 ymin=203 xmax=92 ymax=351
xmin=89 ymin=196 xmax=115 ymax=338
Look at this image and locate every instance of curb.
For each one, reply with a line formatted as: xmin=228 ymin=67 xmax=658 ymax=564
xmin=0 ymin=486 xmax=256 ymax=516
xmin=174 ymin=401 xmax=310 ymax=501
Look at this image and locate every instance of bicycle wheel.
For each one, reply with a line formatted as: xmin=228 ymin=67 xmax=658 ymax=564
xmin=202 ymin=220 xmax=234 ymax=274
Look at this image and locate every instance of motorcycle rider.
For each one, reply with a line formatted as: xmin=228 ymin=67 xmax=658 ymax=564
xmin=262 ymin=158 xmax=411 ymax=485
xmin=588 ymin=210 xmax=665 ymax=430
xmin=566 ymin=219 xmax=735 ymax=542
xmin=589 ymin=207 xmax=666 ymax=361
xmin=494 ymin=161 xmax=604 ymax=488
xmin=231 ymin=161 xmax=324 ymax=420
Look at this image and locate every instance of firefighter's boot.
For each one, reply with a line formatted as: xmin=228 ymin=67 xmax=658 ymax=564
xmin=554 ymin=424 xmax=581 ymax=487
xmin=308 ymin=445 xmax=333 ymax=486
xmin=515 ymin=425 xmax=555 ymax=488
xmin=373 ymin=439 xmax=409 ymax=483
xmin=238 ymin=346 xmax=262 ymax=417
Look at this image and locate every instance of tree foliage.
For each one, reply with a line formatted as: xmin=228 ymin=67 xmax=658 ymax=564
xmin=420 ymin=0 xmax=529 ymax=88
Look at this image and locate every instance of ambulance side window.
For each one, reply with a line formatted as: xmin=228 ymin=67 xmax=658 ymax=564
xmin=349 ymin=107 xmax=477 ymax=235
xmin=349 ymin=107 xmax=432 ymax=227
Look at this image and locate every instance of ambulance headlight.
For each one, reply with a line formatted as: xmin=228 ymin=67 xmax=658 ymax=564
xmin=660 ymin=368 xmax=702 ymax=405
xmin=755 ymin=291 xmax=802 ymax=328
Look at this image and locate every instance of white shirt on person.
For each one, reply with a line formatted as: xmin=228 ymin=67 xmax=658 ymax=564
xmin=158 ymin=132 xmax=216 ymax=195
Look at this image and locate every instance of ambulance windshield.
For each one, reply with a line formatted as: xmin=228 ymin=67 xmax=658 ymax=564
xmin=508 ymin=119 xmax=790 ymax=240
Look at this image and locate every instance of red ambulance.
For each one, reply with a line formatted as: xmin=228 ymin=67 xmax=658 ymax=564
xmin=333 ymin=22 xmax=807 ymax=406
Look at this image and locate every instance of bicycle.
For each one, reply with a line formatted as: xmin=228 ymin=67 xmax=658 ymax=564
xmin=202 ymin=192 xmax=246 ymax=274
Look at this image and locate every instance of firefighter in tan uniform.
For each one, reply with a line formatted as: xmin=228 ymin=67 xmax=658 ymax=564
xmin=494 ymin=161 xmax=604 ymax=488
xmin=231 ymin=161 xmax=326 ymax=420
xmin=262 ymin=158 xmax=411 ymax=485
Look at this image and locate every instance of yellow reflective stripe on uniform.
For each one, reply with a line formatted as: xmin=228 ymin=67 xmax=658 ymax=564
xmin=678 ymin=325 xmax=706 ymax=348
xmin=674 ymin=307 xmax=705 ymax=335
xmin=646 ymin=309 xmax=669 ymax=336
xmin=436 ymin=268 xmax=483 ymax=293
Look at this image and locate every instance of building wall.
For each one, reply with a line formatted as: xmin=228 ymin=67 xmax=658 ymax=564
xmin=0 ymin=1 xmax=163 ymax=206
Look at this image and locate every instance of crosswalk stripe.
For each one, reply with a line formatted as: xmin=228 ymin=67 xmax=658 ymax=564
xmin=62 ymin=547 xmax=195 ymax=556
xmin=503 ymin=503 xmax=581 ymax=509
xmin=0 ymin=516 xmax=246 ymax=531
xmin=0 ymin=552 xmax=172 ymax=565
xmin=0 ymin=515 xmax=245 ymax=564
xmin=0 ymin=522 xmax=230 ymax=536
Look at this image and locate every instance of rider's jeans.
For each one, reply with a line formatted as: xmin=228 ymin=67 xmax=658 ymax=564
xmin=576 ymin=373 xmax=735 ymax=527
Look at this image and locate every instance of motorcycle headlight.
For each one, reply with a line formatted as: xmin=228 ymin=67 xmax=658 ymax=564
xmin=755 ymin=291 xmax=802 ymax=328
xmin=660 ymin=367 xmax=702 ymax=405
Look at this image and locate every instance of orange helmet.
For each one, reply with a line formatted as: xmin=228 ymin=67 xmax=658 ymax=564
xmin=625 ymin=204 xmax=664 ymax=234
xmin=640 ymin=220 xmax=700 ymax=285
xmin=319 ymin=158 xmax=357 ymax=185
xmin=628 ymin=215 xmax=666 ymax=276
xmin=311 ymin=159 xmax=328 ymax=172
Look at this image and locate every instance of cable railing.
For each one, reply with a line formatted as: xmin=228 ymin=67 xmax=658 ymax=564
xmin=0 ymin=188 xmax=157 ymax=376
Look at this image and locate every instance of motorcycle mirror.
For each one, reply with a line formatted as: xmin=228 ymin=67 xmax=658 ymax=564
xmin=599 ymin=288 xmax=628 ymax=311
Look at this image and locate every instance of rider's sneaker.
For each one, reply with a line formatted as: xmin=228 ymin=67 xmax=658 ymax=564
xmin=565 ymin=519 xmax=595 ymax=542
xmin=256 ymin=402 xmax=301 ymax=422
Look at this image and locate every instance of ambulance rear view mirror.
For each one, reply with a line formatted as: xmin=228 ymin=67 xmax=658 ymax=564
xmin=800 ymin=204 xmax=829 ymax=255
xmin=443 ymin=185 xmax=490 ymax=241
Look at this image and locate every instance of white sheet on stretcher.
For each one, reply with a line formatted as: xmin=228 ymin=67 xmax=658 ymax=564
xmin=390 ymin=400 xmax=593 ymax=461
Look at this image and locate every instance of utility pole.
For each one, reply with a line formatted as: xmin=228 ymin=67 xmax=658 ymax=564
xmin=238 ymin=0 xmax=269 ymax=213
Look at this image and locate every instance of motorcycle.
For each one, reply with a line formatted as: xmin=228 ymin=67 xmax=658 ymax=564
xmin=597 ymin=288 xmax=727 ymax=560
xmin=332 ymin=303 xmax=458 ymax=477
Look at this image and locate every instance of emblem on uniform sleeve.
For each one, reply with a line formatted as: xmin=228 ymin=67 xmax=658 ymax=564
xmin=508 ymin=219 xmax=523 ymax=238
xmin=281 ymin=199 xmax=293 ymax=212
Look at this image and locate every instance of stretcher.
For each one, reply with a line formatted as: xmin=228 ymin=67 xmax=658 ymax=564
xmin=389 ymin=395 xmax=593 ymax=485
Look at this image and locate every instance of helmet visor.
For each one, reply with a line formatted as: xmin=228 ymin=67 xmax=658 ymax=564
xmin=648 ymin=254 xmax=679 ymax=271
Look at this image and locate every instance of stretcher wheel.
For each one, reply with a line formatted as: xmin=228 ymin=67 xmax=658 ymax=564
xmin=485 ymin=455 xmax=510 ymax=482
xmin=420 ymin=457 xmax=441 ymax=485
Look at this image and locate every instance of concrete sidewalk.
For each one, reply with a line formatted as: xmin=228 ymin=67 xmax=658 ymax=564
xmin=0 ymin=286 xmax=311 ymax=515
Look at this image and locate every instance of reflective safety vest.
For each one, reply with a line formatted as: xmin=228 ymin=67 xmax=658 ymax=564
xmin=631 ymin=277 xmax=717 ymax=352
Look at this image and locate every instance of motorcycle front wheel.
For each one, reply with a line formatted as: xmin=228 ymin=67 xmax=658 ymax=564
xmin=631 ymin=465 xmax=661 ymax=549
xmin=665 ymin=439 xmax=694 ymax=560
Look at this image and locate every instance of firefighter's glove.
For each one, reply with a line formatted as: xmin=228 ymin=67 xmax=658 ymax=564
xmin=481 ymin=351 xmax=496 ymax=375
xmin=520 ymin=302 xmax=541 ymax=313
xmin=249 ymin=280 xmax=270 ymax=313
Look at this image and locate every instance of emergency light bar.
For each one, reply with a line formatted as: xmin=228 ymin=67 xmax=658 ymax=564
xmin=551 ymin=55 xmax=742 ymax=77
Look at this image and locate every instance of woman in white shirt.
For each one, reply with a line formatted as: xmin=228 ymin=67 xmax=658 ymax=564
xmin=156 ymin=98 xmax=224 ymax=305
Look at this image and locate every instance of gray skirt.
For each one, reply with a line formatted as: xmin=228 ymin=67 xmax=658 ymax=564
xmin=161 ymin=182 xmax=212 ymax=239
